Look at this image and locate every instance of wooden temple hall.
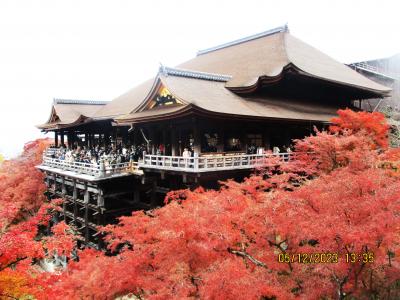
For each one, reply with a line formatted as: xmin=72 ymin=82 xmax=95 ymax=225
xmin=36 ymin=25 xmax=390 ymax=246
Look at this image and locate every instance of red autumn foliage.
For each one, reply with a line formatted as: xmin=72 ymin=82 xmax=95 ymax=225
xmin=2 ymin=110 xmax=400 ymax=299
xmin=35 ymin=110 xmax=400 ymax=299
xmin=0 ymin=139 xmax=77 ymax=299
xmin=0 ymin=139 xmax=50 ymax=231
xmin=330 ymin=108 xmax=390 ymax=149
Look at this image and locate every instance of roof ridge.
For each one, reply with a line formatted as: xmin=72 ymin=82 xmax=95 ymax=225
xmin=196 ymin=24 xmax=289 ymax=56
xmin=160 ymin=66 xmax=232 ymax=82
xmin=53 ymin=98 xmax=110 ymax=105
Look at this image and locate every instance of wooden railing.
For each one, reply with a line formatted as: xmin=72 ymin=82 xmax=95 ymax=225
xmin=42 ymin=149 xmax=293 ymax=176
xmin=139 ymin=152 xmax=292 ymax=173
xmin=42 ymin=154 xmax=137 ymax=177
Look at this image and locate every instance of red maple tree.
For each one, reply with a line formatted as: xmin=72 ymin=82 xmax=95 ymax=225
xmin=0 ymin=139 xmax=77 ymax=299
xmin=37 ymin=110 xmax=400 ymax=299
xmin=2 ymin=110 xmax=400 ymax=299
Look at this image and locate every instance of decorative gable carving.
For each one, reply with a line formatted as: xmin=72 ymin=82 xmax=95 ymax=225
xmin=144 ymin=86 xmax=183 ymax=110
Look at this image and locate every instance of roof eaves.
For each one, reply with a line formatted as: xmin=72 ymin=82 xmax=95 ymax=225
xmin=196 ymin=24 xmax=288 ymax=56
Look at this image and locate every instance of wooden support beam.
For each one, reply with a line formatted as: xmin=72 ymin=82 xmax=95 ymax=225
xmin=84 ymin=182 xmax=89 ymax=244
xmin=45 ymin=172 xmax=51 ymax=188
xmin=171 ymin=125 xmax=177 ymax=156
xmin=54 ymin=178 xmax=99 ymax=193
xmin=53 ymin=173 xmax=57 ymax=192
xmin=150 ymin=180 xmax=157 ymax=206
xmin=85 ymin=203 xmax=89 ymax=244
xmin=133 ymin=190 xmax=140 ymax=203
xmin=54 ymin=131 xmax=59 ymax=147
xmin=192 ymin=118 xmax=201 ymax=155
xmin=60 ymin=131 xmax=65 ymax=147
xmin=162 ymin=128 xmax=167 ymax=155
xmin=61 ymin=177 xmax=67 ymax=221
xmin=240 ymin=128 xmax=247 ymax=152
xmin=97 ymin=189 xmax=104 ymax=207
xmin=263 ymin=129 xmax=270 ymax=151
xmin=88 ymin=134 xmax=93 ymax=148
xmin=217 ymin=127 xmax=224 ymax=152
xmin=72 ymin=179 xmax=78 ymax=225
xmin=149 ymin=126 xmax=156 ymax=155
xmin=85 ymin=133 xmax=89 ymax=148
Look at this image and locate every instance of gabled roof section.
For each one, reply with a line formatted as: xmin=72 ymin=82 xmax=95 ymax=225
xmin=178 ymin=25 xmax=391 ymax=95
xmin=98 ymin=25 xmax=391 ymax=121
xmin=116 ymin=70 xmax=340 ymax=124
xmin=138 ymin=80 xmax=184 ymax=112
xmin=37 ymin=99 xmax=109 ymax=130
xmin=96 ymin=66 xmax=234 ymax=119
xmin=134 ymin=66 xmax=233 ymax=113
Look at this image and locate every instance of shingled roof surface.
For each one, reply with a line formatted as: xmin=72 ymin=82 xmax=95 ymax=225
xmin=116 ymin=73 xmax=340 ymax=124
xmin=89 ymin=26 xmax=391 ymax=121
xmin=37 ymin=99 xmax=109 ymax=130
xmin=178 ymin=26 xmax=390 ymax=92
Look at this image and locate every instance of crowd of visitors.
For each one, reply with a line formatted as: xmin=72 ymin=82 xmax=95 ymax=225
xmin=48 ymin=143 xmax=148 ymax=166
xmin=46 ymin=142 xmax=291 ymax=168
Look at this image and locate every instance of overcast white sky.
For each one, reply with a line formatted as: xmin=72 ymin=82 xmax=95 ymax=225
xmin=0 ymin=0 xmax=399 ymax=157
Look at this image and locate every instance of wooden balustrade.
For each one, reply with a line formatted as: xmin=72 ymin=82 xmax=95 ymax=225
xmin=42 ymin=153 xmax=135 ymax=177
xmin=139 ymin=152 xmax=292 ymax=172
xmin=42 ymin=148 xmax=292 ymax=176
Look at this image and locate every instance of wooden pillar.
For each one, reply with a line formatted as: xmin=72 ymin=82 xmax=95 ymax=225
xmin=54 ymin=131 xmax=59 ymax=147
xmin=150 ymin=179 xmax=157 ymax=206
xmin=60 ymin=131 xmax=65 ymax=147
xmin=240 ymin=128 xmax=246 ymax=152
xmin=83 ymin=182 xmax=89 ymax=244
xmin=284 ymin=128 xmax=291 ymax=148
xmin=217 ymin=126 xmax=224 ymax=152
xmin=149 ymin=126 xmax=156 ymax=155
xmin=133 ymin=129 xmax=138 ymax=148
xmin=45 ymin=172 xmax=50 ymax=188
xmin=178 ymin=128 xmax=182 ymax=156
xmin=162 ymin=128 xmax=166 ymax=155
xmin=133 ymin=190 xmax=140 ymax=203
xmin=171 ymin=126 xmax=177 ymax=156
xmin=97 ymin=189 xmax=104 ymax=207
xmin=72 ymin=180 xmax=77 ymax=225
xmin=85 ymin=133 xmax=90 ymax=148
xmin=96 ymin=189 xmax=105 ymax=228
xmin=53 ymin=173 xmax=57 ymax=193
xmin=67 ymin=132 xmax=72 ymax=148
xmin=263 ymin=128 xmax=270 ymax=151
xmin=192 ymin=118 xmax=201 ymax=155
xmin=61 ymin=177 xmax=67 ymax=221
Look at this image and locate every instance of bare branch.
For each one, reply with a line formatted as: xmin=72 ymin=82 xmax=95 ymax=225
xmin=228 ymin=248 xmax=267 ymax=268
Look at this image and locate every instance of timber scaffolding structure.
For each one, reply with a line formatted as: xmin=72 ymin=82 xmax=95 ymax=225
xmin=37 ymin=25 xmax=391 ymax=246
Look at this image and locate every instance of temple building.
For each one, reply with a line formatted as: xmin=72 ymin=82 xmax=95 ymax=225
xmin=349 ymin=53 xmax=400 ymax=111
xmin=37 ymin=25 xmax=391 ymax=247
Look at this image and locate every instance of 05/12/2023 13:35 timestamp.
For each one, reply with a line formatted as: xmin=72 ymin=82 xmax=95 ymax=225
xmin=277 ymin=252 xmax=374 ymax=264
